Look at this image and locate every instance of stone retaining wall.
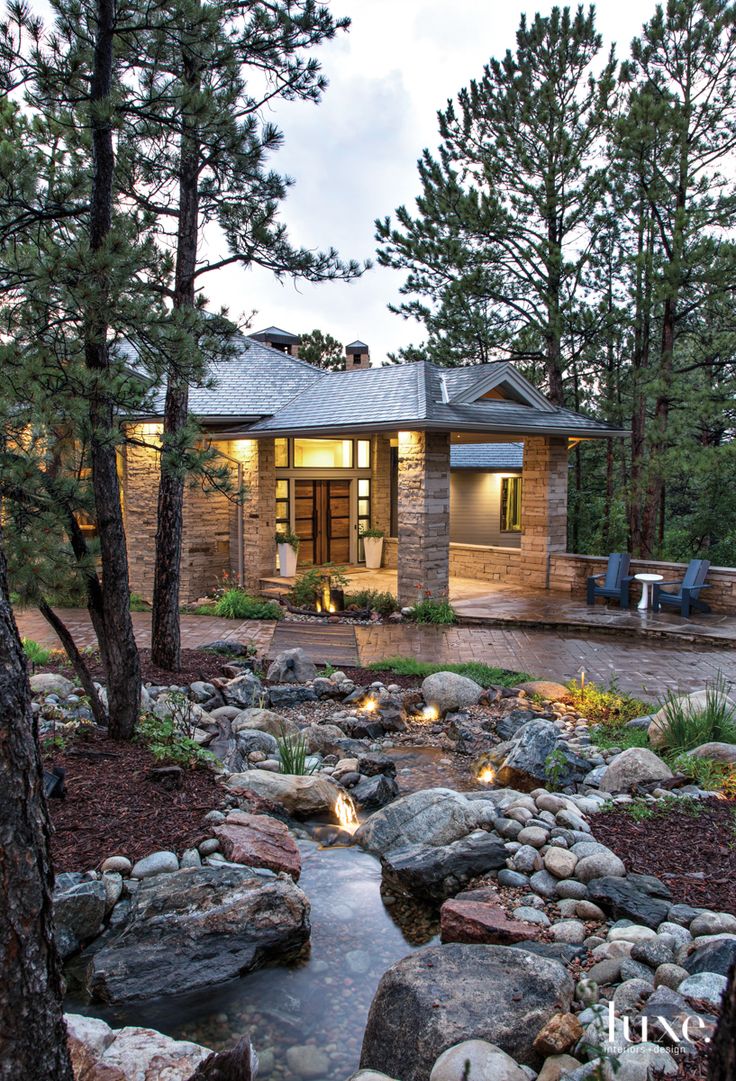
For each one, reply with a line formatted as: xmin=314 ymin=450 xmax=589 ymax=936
xmin=550 ymin=553 xmax=736 ymax=615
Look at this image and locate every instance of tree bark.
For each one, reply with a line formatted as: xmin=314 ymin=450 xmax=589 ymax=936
xmin=151 ymin=38 xmax=201 ymax=672
xmin=708 ymin=961 xmax=736 ymax=1081
xmin=0 ymin=535 xmax=73 ymax=1081
xmin=84 ymin=0 xmax=141 ymax=739
xmin=38 ymin=600 xmax=107 ymax=727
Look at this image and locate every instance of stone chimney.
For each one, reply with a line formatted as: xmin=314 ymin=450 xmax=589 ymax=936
xmin=345 ymin=340 xmax=370 ymax=370
xmin=251 ymin=326 xmax=301 ymax=357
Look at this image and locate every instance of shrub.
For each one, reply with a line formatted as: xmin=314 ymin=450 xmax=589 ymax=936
xmin=566 ymin=677 xmax=649 ymax=726
xmin=22 ymin=638 xmax=53 ymax=667
xmin=275 ymin=530 xmax=300 ymax=552
xmin=655 ymin=675 xmax=736 ymax=753
xmin=407 ymin=598 xmax=457 ymax=625
xmin=667 ymin=751 xmax=736 ymax=796
xmin=289 ymin=566 xmax=349 ymax=609
xmin=367 ymin=656 xmax=528 ymax=688
xmin=276 ymin=728 xmax=316 ymax=775
xmin=213 ymin=589 xmax=283 ymax=621
xmin=137 ymin=708 xmax=214 ymax=769
xmin=344 ymin=588 xmax=399 ymax=616
xmin=590 ymin=724 xmax=649 ymax=751
xmin=359 ymin=526 xmax=385 ymax=539
xmin=129 ymin=592 xmax=150 ymax=612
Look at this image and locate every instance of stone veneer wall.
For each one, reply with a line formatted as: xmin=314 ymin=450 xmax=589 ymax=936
xmin=396 ymin=431 xmax=451 ymax=604
xmin=550 ymin=553 xmax=736 ymax=615
xmin=519 ymin=436 xmax=568 ymax=589
xmin=371 ymin=433 xmax=392 ymax=537
xmin=229 ymin=438 xmax=276 ymax=593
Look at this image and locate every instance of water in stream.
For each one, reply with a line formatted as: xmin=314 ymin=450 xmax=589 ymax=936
xmin=74 ymin=842 xmax=439 ymax=1081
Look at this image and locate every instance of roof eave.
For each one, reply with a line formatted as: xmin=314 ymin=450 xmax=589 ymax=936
xmin=246 ymin=419 xmax=631 ymax=439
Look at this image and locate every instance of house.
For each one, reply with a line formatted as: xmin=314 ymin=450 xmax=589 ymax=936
xmin=122 ymin=328 xmax=625 ymax=605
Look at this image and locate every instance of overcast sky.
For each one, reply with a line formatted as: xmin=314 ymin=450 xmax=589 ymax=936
xmin=212 ymin=0 xmax=651 ymax=364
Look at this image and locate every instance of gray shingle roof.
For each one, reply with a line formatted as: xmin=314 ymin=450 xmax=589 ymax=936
xmin=248 ymin=361 xmax=627 ymax=439
xmin=450 ymin=443 xmax=523 ymax=469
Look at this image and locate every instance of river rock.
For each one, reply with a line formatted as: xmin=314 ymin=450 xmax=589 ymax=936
xmin=130 ymin=851 xmax=179 ymax=880
xmin=683 ymin=937 xmax=736 ymax=976
xmin=421 ymin=672 xmax=483 ymax=714
xmin=352 ymin=773 xmax=400 ymax=811
xmin=360 ymin=944 xmax=574 ymax=1079
xmin=517 ymin=680 xmax=572 ymax=702
xmin=588 ymin=877 xmax=671 ymax=930
xmin=65 ymin=1013 xmax=211 ymax=1080
xmin=689 ymin=911 xmax=736 ymax=937
xmin=236 ymin=729 xmax=279 ymax=757
xmin=533 ymin=1013 xmax=584 ymax=1056
xmin=688 ymin=741 xmax=736 ymax=763
xmin=355 ymin=788 xmax=477 ymax=855
xmin=429 ymin=1040 xmax=528 ymax=1081
xmin=574 ymin=851 xmax=626 ymax=883
xmin=223 ymin=769 xmax=338 ymax=818
xmin=214 ymin=813 xmax=301 ymax=878
xmin=301 ymin=723 xmax=350 ymax=756
xmin=232 ymin=708 xmax=298 ymax=737
xmin=266 ymin=648 xmax=317 ymax=684
xmin=101 ymin=856 xmax=132 ymax=876
xmin=440 ymin=899 xmax=540 ymax=945
xmin=30 ymin=672 xmax=75 ymax=697
xmin=53 ymin=878 xmax=107 ymax=959
xmin=222 ymin=672 xmax=263 ymax=709
xmin=382 ymin=833 xmax=507 ymax=902
xmin=286 ymin=1044 xmax=330 ymax=1079
xmin=599 ymin=748 xmax=673 ymax=793
xmin=85 ymin=866 xmax=310 ymax=1002
xmin=648 ymin=690 xmax=736 ymax=749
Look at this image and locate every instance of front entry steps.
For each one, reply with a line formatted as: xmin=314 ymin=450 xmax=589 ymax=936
xmin=259 ymin=566 xmax=371 ymax=600
xmin=267 ymin=621 xmax=359 ymax=668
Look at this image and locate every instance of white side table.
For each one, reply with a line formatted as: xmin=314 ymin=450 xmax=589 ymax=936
xmin=635 ymin=572 xmax=664 ymax=611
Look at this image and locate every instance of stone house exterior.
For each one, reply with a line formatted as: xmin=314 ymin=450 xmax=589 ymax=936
xmin=122 ymin=328 xmax=625 ymax=606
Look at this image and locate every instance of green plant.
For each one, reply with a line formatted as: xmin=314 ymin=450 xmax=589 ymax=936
xmin=666 ymin=751 xmax=736 ymax=794
xmin=566 ymin=676 xmax=649 ymax=726
xmin=129 ymin=592 xmax=150 ymax=612
xmin=136 ymin=713 xmax=215 ymax=773
xmin=321 ymin=663 xmax=336 ymax=677
xmin=276 ymin=728 xmax=316 ymax=775
xmin=275 ymin=529 xmax=300 ymax=552
xmin=601 ymin=794 xmax=707 ymax=822
xmin=408 ymin=598 xmax=457 ymax=625
xmin=367 ymin=656 xmax=529 ymax=688
xmin=288 ymin=566 xmax=349 ymax=609
xmin=590 ymin=724 xmax=649 ymax=751
xmin=359 ymin=525 xmax=385 ymax=539
xmin=655 ymin=674 xmax=736 ymax=754
xmin=22 ymin=638 xmax=53 ymax=667
xmin=344 ymin=588 xmax=399 ymax=616
xmin=213 ymin=589 xmax=283 ymax=621
xmin=544 ymin=747 xmax=569 ymax=791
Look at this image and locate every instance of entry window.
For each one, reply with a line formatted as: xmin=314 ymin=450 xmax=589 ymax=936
xmin=357 ymin=439 xmax=371 ymax=468
xmin=293 ymin=438 xmax=353 ymax=468
xmin=501 ymin=476 xmax=522 ymax=532
xmin=357 ymin=478 xmax=371 ymax=561
xmin=276 ymin=479 xmax=290 ymax=533
xmin=275 ymin=438 xmax=289 ymax=467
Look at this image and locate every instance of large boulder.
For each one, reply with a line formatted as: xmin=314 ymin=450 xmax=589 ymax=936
xmin=222 ymin=672 xmax=264 ymax=709
xmin=301 ymin=723 xmax=350 ymax=756
xmin=648 ymin=690 xmax=736 ymax=749
xmin=231 ymin=708 xmax=298 ymax=738
xmin=85 ymin=865 xmax=310 ymax=1002
xmin=495 ymin=721 xmax=590 ymax=791
xmin=65 ymin=1013 xmax=211 ymax=1080
xmin=599 ymin=747 xmax=673 ymax=793
xmin=587 ymin=876 xmax=671 ymax=930
xmin=53 ymin=876 xmax=107 ymax=959
xmin=352 ymin=773 xmax=399 ymax=811
xmin=688 ymin=742 xmax=736 ymax=764
xmin=214 ymin=812 xmax=301 ymax=878
xmin=355 ymin=789 xmax=479 ymax=856
xmin=430 ymin=1041 xmax=528 ymax=1081
xmin=30 ymin=672 xmax=76 ymax=697
xmin=266 ymin=647 xmax=318 ymax=684
xmin=382 ymin=833 xmax=507 ymax=902
xmin=223 ymin=768 xmax=339 ymax=818
xmin=421 ymin=672 xmax=483 ymax=714
xmin=516 ymin=681 xmax=572 ymax=703
xmin=360 ymin=944 xmax=574 ymax=1080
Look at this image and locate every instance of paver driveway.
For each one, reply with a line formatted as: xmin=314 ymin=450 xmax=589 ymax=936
xmin=14 ymin=608 xmax=736 ymax=700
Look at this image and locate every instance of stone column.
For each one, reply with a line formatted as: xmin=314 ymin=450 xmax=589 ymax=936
xmin=397 ymin=430 xmax=450 ymax=605
xmin=371 ymin=433 xmax=392 ymax=537
xmin=520 ymin=436 xmax=569 ymax=589
xmin=237 ymin=438 xmax=276 ymax=592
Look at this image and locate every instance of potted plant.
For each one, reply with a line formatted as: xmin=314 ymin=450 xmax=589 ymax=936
xmin=360 ymin=526 xmax=385 ymax=570
xmin=275 ymin=530 xmax=299 ymax=577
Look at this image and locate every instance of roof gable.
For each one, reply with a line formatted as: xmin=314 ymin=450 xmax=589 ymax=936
xmin=445 ymin=363 xmax=556 ymax=412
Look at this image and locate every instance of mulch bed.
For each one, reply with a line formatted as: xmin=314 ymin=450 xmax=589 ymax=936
xmin=591 ymin=798 xmax=736 ymax=916
xmin=44 ymin=732 xmax=221 ymax=872
xmin=339 ymin=666 xmax=423 ymax=690
xmin=40 ymin=647 xmax=241 ymax=686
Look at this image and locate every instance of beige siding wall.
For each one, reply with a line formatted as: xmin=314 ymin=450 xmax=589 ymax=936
xmin=450 ymin=472 xmax=522 ymax=548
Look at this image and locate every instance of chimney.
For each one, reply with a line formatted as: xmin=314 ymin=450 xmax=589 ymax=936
xmin=345 ymin=340 xmax=370 ymax=370
xmin=251 ymin=326 xmax=301 ymax=357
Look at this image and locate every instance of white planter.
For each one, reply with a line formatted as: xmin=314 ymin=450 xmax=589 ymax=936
xmin=363 ymin=536 xmax=384 ymax=570
xmin=278 ymin=542 xmax=298 ymax=578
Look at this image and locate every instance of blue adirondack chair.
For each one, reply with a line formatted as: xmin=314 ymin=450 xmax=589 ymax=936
xmin=652 ymin=559 xmax=711 ymax=618
xmin=586 ymin=553 xmax=633 ymax=609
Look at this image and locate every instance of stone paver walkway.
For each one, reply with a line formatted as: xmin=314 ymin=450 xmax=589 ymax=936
xmin=14 ymin=608 xmax=736 ymax=700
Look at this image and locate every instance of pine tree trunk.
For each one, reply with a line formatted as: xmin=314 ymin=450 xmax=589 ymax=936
xmin=708 ymin=961 xmax=736 ymax=1081
xmin=38 ymin=600 xmax=107 ymax=727
xmin=84 ymin=0 xmax=141 ymax=739
xmin=151 ymin=42 xmax=201 ymax=672
xmin=0 ymin=537 xmax=74 ymax=1081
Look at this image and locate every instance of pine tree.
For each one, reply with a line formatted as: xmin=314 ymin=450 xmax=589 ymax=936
xmin=299 ymin=329 xmax=345 ymax=369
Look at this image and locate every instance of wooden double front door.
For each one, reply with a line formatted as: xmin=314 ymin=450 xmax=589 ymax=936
xmin=294 ymin=479 xmax=351 ymax=565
